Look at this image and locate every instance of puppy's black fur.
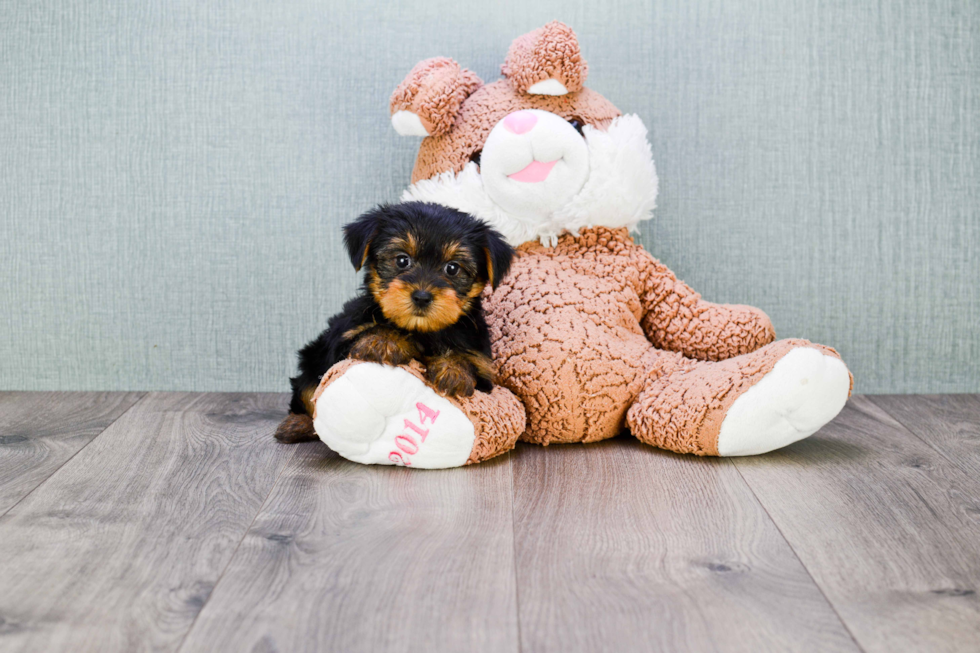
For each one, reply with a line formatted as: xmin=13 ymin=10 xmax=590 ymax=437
xmin=275 ymin=202 xmax=513 ymax=443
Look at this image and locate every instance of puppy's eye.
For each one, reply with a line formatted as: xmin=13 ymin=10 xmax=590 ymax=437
xmin=568 ymin=119 xmax=585 ymax=136
xmin=395 ymin=254 xmax=412 ymax=269
xmin=444 ymin=262 xmax=460 ymax=277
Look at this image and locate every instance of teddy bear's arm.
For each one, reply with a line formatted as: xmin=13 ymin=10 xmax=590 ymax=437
xmin=634 ymin=248 xmax=776 ymax=361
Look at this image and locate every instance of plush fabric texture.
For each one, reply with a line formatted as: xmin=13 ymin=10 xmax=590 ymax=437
xmin=403 ymin=114 xmax=659 ymax=247
xmin=407 ymin=80 xmax=620 ymax=183
xmin=713 ymin=346 xmax=852 ymax=456
xmin=313 ymin=21 xmax=853 ymax=466
xmin=389 ymin=57 xmax=483 ymax=138
xmin=313 ymin=358 xmax=524 ymax=465
xmin=627 ymin=338 xmax=848 ymax=455
xmin=485 ymin=227 xmax=804 ymax=446
xmin=501 ymin=21 xmax=588 ymax=94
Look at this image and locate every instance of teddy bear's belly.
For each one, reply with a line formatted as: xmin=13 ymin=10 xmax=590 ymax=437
xmin=485 ymin=262 xmax=655 ymax=445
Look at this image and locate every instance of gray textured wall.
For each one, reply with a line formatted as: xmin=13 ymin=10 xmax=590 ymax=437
xmin=2 ymin=0 xmax=977 ymax=393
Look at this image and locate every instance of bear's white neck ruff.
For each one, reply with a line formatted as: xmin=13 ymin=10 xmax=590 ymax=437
xmin=401 ymin=114 xmax=659 ymax=247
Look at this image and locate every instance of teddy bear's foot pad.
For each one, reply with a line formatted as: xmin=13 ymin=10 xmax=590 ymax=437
xmin=313 ymin=362 xmax=475 ymax=468
xmin=717 ymin=347 xmax=850 ymax=456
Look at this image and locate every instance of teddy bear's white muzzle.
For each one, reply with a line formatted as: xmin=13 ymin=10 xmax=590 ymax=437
xmin=480 ymin=109 xmax=590 ymax=224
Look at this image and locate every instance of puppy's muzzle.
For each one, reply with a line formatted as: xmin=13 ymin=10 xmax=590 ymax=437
xmin=411 ymin=289 xmax=433 ymax=309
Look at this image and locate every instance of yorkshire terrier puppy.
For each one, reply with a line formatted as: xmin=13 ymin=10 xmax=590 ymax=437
xmin=274 ymin=201 xmax=514 ymax=444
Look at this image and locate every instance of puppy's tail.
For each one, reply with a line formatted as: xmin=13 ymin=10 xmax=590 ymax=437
xmin=274 ymin=413 xmax=317 ymax=444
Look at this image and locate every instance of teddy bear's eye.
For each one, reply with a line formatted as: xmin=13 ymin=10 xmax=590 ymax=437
xmin=469 ymin=149 xmax=482 ymax=167
xmin=568 ymin=119 xmax=585 ymax=136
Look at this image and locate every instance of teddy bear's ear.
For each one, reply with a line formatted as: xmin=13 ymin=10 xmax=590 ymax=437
xmin=389 ymin=58 xmax=482 ymax=138
xmin=501 ymin=21 xmax=588 ymax=96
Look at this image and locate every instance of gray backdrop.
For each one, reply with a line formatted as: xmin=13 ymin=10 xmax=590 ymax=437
xmin=2 ymin=0 xmax=978 ymax=394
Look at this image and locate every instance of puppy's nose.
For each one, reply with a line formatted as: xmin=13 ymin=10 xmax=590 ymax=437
xmin=411 ymin=289 xmax=433 ymax=308
xmin=503 ymin=111 xmax=537 ymax=135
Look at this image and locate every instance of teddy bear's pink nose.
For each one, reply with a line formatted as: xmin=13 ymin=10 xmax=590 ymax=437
xmin=503 ymin=111 xmax=537 ymax=135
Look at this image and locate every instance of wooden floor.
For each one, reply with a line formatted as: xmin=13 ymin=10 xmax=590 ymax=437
xmin=0 ymin=393 xmax=978 ymax=652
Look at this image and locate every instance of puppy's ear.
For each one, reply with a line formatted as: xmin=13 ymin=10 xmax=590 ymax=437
xmin=480 ymin=227 xmax=514 ymax=290
xmin=343 ymin=206 xmax=385 ymax=271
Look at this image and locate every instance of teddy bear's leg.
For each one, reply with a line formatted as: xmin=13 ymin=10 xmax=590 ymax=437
xmin=309 ymin=359 xmax=525 ymax=469
xmin=627 ymin=339 xmax=852 ymax=456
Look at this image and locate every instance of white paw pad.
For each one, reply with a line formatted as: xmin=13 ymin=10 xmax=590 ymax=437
xmin=313 ymin=363 xmax=475 ymax=469
xmin=717 ymin=348 xmax=850 ymax=456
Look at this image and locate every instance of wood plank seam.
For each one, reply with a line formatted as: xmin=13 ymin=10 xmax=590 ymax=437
xmin=867 ymin=395 xmax=980 ymax=478
xmin=0 ymin=391 xmax=147 ymax=520
xmin=508 ymin=452 xmax=525 ymax=653
xmin=727 ymin=458 xmax=866 ymax=652
xmin=731 ymin=396 xmax=980 ymax=651
xmin=0 ymin=392 xmax=297 ymax=651
xmin=177 ymin=439 xmax=520 ymax=652
xmin=174 ymin=443 xmax=301 ymax=653
xmin=510 ymin=438 xmax=860 ymax=652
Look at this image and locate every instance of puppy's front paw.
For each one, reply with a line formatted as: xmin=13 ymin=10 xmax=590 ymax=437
xmin=426 ymin=354 xmax=477 ymax=397
xmin=349 ymin=329 xmax=418 ymax=367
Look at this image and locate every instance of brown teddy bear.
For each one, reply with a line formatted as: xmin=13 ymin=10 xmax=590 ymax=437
xmin=310 ymin=22 xmax=852 ymax=468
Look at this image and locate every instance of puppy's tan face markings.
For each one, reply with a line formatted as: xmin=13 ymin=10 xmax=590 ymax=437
xmin=375 ymin=277 xmax=464 ymax=333
xmin=369 ymin=229 xmax=486 ymax=333
xmin=389 ymin=233 xmax=417 ymax=259
xmin=442 ymin=241 xmax=461 ymax=261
